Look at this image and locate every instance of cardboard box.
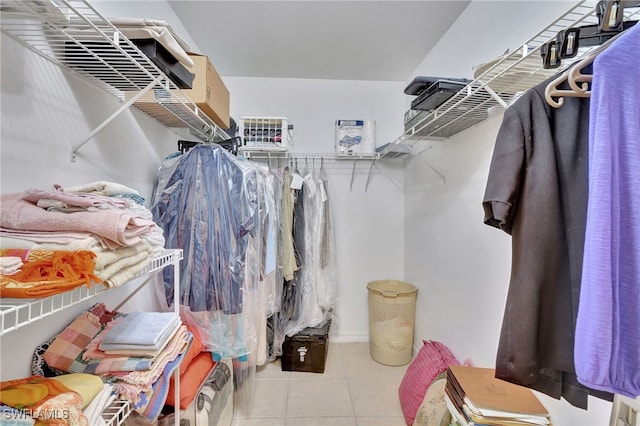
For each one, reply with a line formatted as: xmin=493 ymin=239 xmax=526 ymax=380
xmin=128 ymin=52 xmax=230 ymax=130
xmin=183 ymin=53 xmax=230 ymax=129
xmin=281 ymin=320 xmax=330 ymax=373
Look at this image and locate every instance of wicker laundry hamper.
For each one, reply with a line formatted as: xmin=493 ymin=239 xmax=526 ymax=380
xmin=367 ymin=280 xmax=417 ymax=366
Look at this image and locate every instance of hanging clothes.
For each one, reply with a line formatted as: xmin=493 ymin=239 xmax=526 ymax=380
xmin=265 ymin=162 xmax=338 ymax=360
xmin=576 ymin=23 xmax=640 ymax=398
xmin=281 ymin=170 xmax=298 ymax=282
xmin=151 ymin=144 xmax=285 ymax=414
xmin=315 ymin=166 xmax=338 ymax=311
xmin=151 ymin=144 xmax=259 ymax=315
xmin=482 ymin=74 xmax=611 ymax=409
xmin=294 ymin=165 xmax=326 ymax=333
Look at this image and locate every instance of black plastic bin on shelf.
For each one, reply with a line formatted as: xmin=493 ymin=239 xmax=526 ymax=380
xmin=281 ymin=320 xmax=331 ymax=373
xmin=131 ymin=38 xmax=195 ymax=89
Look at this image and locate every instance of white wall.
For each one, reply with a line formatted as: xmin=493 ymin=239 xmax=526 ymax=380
xmin=404 ymin=0 xmax=613 ymax=424
xmin=224 ymin=76 xmax=407 ymax=341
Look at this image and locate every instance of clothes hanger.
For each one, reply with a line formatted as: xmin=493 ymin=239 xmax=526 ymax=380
xmin=567 ymin=50 xmax=597 ymax=94
xmin=544 ymin=71 xmax=589 ymax=108
xmin=545 ymin=29 xmax=627 ymax=108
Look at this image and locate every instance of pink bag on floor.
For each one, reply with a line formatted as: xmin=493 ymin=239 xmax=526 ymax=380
xmin=398 ymin=340 xmax=460 ymax=425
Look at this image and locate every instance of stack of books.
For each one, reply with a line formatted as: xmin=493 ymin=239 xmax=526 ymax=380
xmin=445 ymin=366 xmax=551 ymax=426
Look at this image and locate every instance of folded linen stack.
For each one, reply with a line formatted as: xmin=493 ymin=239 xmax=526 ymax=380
xmin=99 ymin=311 xmax=182 ymax=355
xmin=0 ymin=181 xmax=166 ymax=297
xmin=97 ymin=312 xmax=190 ymax=420
xmin=40 ymin=305 xmax=191 ymax=421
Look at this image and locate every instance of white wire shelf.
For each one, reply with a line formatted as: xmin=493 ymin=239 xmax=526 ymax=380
xmin=382 ymin=1 xmax=640 ymax=155
xmin=0 ymin=249 xmax=183 ymax=336
xmin=0 ymin=0 xmax=227 ymax=146
xmin=102 ymin=399 xmax=131 ymax=426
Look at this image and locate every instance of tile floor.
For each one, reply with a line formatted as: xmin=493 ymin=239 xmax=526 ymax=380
xmin=231 ymin=342 xmax=409 ymax=426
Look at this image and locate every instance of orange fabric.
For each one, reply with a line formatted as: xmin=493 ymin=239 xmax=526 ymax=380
xmin=165 ymin=352 xmax=215 ymax=410
xmin=0 ymin=249 xmax=101 ymax=298
xmin=177 ymin=325 xmax=204 ymax=377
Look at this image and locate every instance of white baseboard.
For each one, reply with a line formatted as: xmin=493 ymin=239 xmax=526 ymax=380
xmin=330 ymin=334 xmax=369 ymax=343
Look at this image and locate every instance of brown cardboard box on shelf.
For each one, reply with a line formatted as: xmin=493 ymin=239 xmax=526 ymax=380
xmin=182 ymin=52 xmax=230 ymax=129
xmin=128 ymin=52 xmax=230 ymax=130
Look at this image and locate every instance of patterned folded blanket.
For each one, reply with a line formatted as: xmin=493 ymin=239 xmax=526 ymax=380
xmin=107 ymin=326 xmax=189 ymax=389
xmin=127 ymin=333 xmax=192 ymax=421
xmin=43 ymin=306 xmax=159 ymax=375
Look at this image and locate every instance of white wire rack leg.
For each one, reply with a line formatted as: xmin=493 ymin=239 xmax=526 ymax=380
xmin=172 ymin=251 xmax=181 ymax=426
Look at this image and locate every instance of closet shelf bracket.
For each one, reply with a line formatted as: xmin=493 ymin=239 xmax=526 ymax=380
xmin=425 ymin=157 xmax=446 ymax=185
xmin=481 ymin=83 xmax=509 ymax=108
xmin=70 ymin=77 xmax=162 ymax=162
xmin=364 ymin=158 xmax=376 ymax=192
xmin=349 ymin=159 xmax=357 ymax=191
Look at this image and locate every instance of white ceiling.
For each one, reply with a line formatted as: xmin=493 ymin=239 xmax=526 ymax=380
xmin=168 ymin=1 xmax=471 ymax=81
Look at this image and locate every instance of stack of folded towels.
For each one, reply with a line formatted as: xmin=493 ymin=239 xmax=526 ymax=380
xmin=99 ymin=311 xmax=181 ymax=356
xmin=0 ymin=181 xmax=166 ymax=298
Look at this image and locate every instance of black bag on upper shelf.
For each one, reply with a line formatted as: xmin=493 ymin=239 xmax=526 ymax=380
xmin=130 ymin=38 xmax=195 ymax=89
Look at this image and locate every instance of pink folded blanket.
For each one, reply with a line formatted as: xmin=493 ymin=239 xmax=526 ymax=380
xmin=22 ymin=188 xmax=128 ymax=210
xmin=0 ymin=193 xmax=155 ymax=249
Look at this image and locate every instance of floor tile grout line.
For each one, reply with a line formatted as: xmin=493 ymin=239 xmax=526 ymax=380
xmin=339 ymin=343 xmax=359 ymax=419
xmin=283 ymin=373 xmax=291 ymax=420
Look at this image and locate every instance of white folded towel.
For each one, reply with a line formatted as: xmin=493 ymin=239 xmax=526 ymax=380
xmin=0 ymin=256 xmax=23 ymax=275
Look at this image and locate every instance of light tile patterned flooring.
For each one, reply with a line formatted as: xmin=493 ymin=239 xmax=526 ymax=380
xmin=231 ymin=342 xmax=409 ymax=426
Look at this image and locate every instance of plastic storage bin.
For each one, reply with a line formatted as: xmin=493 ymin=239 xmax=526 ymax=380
xmin=239 ymin=116 xmax=292 ymax=151
xmin=367 ymin=280 xmax=417 ymax=366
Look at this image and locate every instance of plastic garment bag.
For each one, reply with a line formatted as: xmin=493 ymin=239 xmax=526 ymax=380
xmin=286 ymin=165 xmax=325 ymax=337
xmin=315 ymin=165 xmax=338 ymax=311
xmin=151 ymin=145 xmax=263 ymax=412
xmin=152 ymin=145 xmax=259 ymax=315
xmin=269 ymin=163 xmax=338 ymax=356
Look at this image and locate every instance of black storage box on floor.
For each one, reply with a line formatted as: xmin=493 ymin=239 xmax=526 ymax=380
xmin=281 ymin=320 xmax=330 ymax=373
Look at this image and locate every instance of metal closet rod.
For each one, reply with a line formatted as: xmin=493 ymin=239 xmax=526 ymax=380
xmin=287 ymin=152 xmax=380 ymax=160
xmin=239 ymin=150 xmax=379 ymax=192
